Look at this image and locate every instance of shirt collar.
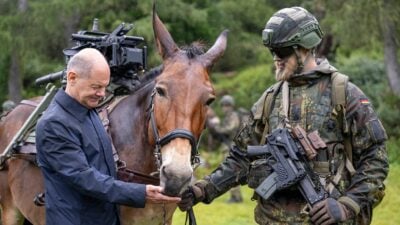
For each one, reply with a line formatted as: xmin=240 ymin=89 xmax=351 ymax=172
xmin=54 ymin=89 xmax=90 ymax=122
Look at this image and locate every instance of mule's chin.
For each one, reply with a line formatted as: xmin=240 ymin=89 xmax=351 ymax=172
xmin=161 ymin=176 xmax=192 ymax=197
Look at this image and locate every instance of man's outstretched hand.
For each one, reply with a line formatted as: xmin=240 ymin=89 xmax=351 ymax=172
xmin=145 ymin=185 xmax=181 ymax=204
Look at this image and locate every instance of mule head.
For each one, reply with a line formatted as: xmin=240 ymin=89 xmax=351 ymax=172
xmin=150 ymin=4 xmax=228 ymax=196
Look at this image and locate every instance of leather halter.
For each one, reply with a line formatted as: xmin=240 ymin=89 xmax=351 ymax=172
xmin=149 ymin=88 xmax=200 ymax=170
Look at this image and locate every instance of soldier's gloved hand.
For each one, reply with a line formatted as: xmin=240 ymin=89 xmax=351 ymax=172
xmin=177 ymin=184 xmax=205 ymax=211
xmin=310 ymin=198 xmax=354 ymax=225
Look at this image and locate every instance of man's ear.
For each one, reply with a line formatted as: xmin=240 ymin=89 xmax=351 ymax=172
xmin=67 ymin=71 xmax=78 ymax=85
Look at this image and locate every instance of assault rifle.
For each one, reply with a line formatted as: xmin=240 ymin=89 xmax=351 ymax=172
xmin=35 ymin=18 xmax=148 ymax=94
xmin=247 ymin=126 xmax=328 ymax=206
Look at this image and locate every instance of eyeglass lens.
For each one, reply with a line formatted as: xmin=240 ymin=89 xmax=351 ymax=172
xmin=270 ymin=47 xmax=294 ymax=59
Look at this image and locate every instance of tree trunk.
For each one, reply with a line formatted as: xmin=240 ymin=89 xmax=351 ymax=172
xmin=6 ymin=0 xmax=28 ymax=103
xmin=18 ymin=0 xmax=28 ymax=11
xmin=8 ymin=51 xmax=22 ymax=103
xmin=382 ymin=0 xmax=400 ymax=96
xmin=383 ymin=26 xmax=400 ymax=96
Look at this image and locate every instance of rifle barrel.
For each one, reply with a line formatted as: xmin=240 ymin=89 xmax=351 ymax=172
xmin=35 ymin=71 xmax=64 ymax=86
xmin=71 ymin=34 xmax=104 ymax=42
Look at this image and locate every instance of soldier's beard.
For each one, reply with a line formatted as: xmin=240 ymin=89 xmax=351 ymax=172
xmin=275 ymin=67 xmax=293 ymax=81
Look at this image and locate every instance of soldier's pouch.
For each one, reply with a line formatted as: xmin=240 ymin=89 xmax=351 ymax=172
xmin=248 ymin=158 xmax=274 ymax=189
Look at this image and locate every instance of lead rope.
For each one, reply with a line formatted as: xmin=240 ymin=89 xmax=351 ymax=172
xmin=162 ymin=203 xmax=167 ymax=225
xmin=184 ymin=187 xmax=197 ymax=225
xmin=185 ymin=208 xmax=197 ymax=225
xmin=183 ymin=133 xmax=203 ymax=225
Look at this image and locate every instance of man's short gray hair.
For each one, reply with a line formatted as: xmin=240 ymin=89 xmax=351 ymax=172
xmin=66 ymin=53 xmax=94 ymax=78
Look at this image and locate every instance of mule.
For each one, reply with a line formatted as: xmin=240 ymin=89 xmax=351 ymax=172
xmin=0 ymin=7 xmax=228 ymax=225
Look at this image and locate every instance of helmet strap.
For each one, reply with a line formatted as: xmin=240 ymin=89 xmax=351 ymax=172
xmin=293 ymin=46 xmax=304 ymax=74
xmin=293 ymin=46 xmax=313 ymax=74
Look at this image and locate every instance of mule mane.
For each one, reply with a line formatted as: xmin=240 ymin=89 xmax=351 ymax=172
xmin=126 ymin=66 xmax=162 ymax=93
xmin=131 ymin=42 xmax=206 ymax=93
xmin=181 ymin=41 xmax=206 ymax=59
xmin=141 ymin=65 xmax=163 ymax=83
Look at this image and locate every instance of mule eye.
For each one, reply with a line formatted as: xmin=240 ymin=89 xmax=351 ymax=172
xmin=205 ymin=97 xmax=215 ymax=106
xmin=156 ymin=87 xmax=166 ymax=97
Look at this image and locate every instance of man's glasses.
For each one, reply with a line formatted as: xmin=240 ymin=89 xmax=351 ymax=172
xmin=269 ymin=47 xmax=294 ymax=59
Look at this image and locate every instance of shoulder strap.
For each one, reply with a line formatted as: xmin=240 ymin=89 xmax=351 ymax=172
xmin=331 ymin=72 xmax=349 ymax=133
xmin=259 ymin=81 xmax=283 ymax=144
xmin=330 ymin=72 xmax=356 ymax=179
xmin=330 ymin=72 xmax=350 ymax=136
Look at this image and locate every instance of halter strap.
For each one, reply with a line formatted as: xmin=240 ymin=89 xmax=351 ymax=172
xmin=149 ymin=88 xmax=200 ymax=170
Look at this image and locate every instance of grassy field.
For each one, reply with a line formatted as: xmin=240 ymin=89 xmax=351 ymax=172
xmin=172 ymin=162 xmax=400 ymax=225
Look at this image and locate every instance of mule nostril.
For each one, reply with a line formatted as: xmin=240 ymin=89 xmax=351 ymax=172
xmin=160 ymin=166 xmax=169 ymax=178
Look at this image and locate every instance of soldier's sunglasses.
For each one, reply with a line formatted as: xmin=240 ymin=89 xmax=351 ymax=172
xmin=269 ymin=47 xmax=294 ymax=59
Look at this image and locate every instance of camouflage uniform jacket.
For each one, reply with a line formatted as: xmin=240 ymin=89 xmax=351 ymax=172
xmin=198 ymin=59 xmax=389 ymax=225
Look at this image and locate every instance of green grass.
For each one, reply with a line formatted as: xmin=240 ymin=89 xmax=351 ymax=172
xmin=172 ymin=157 xmax=399 ymax=225
xmin=371 ymin=163 xmax=400 ymax=225
xmin=172 ymin=186 xmax=257 ymax=225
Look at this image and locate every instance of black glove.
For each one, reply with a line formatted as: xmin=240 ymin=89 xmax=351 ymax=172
xmin=177 ymin=184 xmax=205 ymax=211
xmin=310 ymin=198 xmax=354 ymax=225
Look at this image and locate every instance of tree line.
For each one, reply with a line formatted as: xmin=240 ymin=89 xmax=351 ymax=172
xmin=1 ymin=0 xmax=399 ymax=149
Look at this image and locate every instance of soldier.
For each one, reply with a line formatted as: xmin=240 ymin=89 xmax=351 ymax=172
xmin=207 ymin=95 xmax=243 ymax=203
xmin=2 ymin=100 xmax=16 ymax=112
xmin=178 ymin=6 xmax=388 ymax=225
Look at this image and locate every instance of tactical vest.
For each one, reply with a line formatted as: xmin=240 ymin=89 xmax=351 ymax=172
xmin=252 ymin=72 xmax=355 ymax=196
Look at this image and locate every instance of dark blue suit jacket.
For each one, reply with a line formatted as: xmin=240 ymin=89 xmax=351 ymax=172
xmin=36 ymin=89 xmax=146 ymax=225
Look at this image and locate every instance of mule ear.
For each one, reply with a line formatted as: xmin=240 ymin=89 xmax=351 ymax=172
xmin=152 ymin=2 xmax=179 ymax=59
xmin=201 ymin=30 xmax=229 ymax=69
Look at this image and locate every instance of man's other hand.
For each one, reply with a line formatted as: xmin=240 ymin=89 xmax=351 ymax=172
xmin=310 ymin=198 xmax=354 ymax=225
xmin=177 ymin=185 xmax=205 ymax=211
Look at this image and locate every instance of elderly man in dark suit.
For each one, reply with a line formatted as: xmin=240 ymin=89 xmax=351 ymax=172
xmin=36 ymin=48 xmax=180 ymax=225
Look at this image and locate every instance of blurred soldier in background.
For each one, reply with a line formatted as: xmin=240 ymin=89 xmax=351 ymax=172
xmin=1 ymin=100 xmax=16 ymax=115
xmin=207 ymin=95 xmax=243 ymax=203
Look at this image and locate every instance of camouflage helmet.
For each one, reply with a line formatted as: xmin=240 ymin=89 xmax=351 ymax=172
xmin=2 ymin=100 xmax=15 ymax=111
xmin=262 ymin=7 xmax=323 ymax=49
xmin=220 ymin=95 xmax=235 ymax=106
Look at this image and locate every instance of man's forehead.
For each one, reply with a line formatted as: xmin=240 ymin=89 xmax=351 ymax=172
xmin=83 ymin=76 xmax=109 ymax=85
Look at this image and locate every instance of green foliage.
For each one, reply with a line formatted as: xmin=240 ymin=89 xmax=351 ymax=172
xmin=209 ymin=0 xmax=275 ymax=70
xmin=377 ymin=94 xmax=400 ymax=139
xmin=334 ymin=55 xmax=400 ymax=138
xmin=0 ymin=0 xmax=397 ymax=135
xmin=387 ymin=138 xmax=400 ymax=164
xmin=212 ymin=63 xmax=275 ymax=110
xmin=320 ymin=0 xmax=400 ymax=57
xmin=335 ymin=56 xmax=387 ymax=106
xmin=0 ymin=55 xmax=10 ymax=103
